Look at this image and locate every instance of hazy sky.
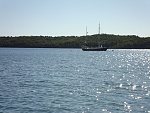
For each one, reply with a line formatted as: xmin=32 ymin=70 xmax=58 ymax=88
xmin=0 ymin=0 xmax=150 ymax=37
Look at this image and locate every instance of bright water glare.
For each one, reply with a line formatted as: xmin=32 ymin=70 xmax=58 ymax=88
xmin=0 ymin=48 xmax=150 ymax=113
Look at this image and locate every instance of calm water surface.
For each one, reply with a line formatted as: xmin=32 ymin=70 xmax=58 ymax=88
xmin=0 ymin=48 xmax=150 ymax=113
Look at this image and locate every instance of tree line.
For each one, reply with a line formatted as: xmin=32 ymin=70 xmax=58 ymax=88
xmin=0 ymin=34 xmax=150 ymax=49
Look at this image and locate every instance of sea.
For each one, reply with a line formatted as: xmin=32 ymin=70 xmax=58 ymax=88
xmin=0 ymin=48 xmax=150 ymax=113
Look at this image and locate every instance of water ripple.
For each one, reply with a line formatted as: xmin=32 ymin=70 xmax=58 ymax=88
xmin=0 ymin=48 xmax=150 ymax=113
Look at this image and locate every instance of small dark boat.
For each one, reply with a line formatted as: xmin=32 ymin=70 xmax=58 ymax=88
xmin=82 ymin=23 xmax=108 ymax=51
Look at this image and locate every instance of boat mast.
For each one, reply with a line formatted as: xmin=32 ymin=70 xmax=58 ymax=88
xmin=98 ymin=23 xmax=100 ymax=47
xmin=84 ymin=26 xmax=88 ymax=44
xmin=86 ymin=26 xmax=88 ymax=36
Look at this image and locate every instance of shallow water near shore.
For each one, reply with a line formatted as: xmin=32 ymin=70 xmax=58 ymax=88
xmin=0 ymin=48 xmax=150 ymax=113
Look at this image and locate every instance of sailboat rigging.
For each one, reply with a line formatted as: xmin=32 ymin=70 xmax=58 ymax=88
xmin=82 ymin=24 xmax=108 ymax=51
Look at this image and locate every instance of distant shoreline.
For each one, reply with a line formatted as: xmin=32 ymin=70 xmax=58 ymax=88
xmin=0 ymin=34 xmax=150 ymax=49
xmin=0 ymin=47 xmax=150 ymax=50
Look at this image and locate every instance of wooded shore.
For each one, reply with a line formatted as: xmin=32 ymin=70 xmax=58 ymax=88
xmin=0 ymin=34 xmax=150 ymax=49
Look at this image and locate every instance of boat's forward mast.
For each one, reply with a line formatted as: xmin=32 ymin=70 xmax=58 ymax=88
xmin=98 ymin=23 xmax=101 ymax=47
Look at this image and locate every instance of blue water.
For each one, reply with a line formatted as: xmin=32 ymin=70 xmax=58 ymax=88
xmin=0 ymin=48 xmax=150 ymax=113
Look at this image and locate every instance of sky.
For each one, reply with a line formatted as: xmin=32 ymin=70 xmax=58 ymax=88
xmin=0 ymin=0 xmax=150 ymax=37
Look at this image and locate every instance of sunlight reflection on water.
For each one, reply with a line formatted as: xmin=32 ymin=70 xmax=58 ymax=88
xmin=0 ymin=48 xmax=149 ymax=113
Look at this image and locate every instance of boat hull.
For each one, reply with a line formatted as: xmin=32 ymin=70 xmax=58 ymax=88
xmin=82 ymin=47 xmax=107 ymax=51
